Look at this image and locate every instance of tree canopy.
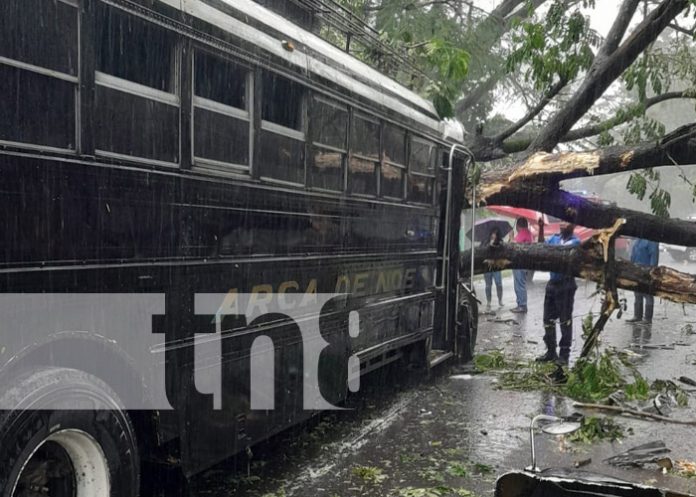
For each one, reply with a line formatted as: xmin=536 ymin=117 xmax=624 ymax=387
xmin=328 ymin=0 xmax=696 ymax=313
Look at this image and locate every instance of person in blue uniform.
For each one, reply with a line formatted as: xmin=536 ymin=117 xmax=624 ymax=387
xmin=626 ymin=238 xmax=659 ymax=324
xmin=536 ymin=220 xmax=580 ymax=365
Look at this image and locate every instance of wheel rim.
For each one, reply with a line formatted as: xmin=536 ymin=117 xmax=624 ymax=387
xmin=13 ymin=429 xmax=110 ymax=497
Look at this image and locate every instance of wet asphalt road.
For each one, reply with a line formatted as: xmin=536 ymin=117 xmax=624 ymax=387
xmin=154 ymin=253 xmax=696 ymax=497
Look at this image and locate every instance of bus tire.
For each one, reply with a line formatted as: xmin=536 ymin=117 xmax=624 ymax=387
xmin=0 ymin=367 xmax=139 ymax=497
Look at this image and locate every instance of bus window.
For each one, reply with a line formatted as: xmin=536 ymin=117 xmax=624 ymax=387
xmin=349 ymin=114 xmax=379 ymax=196
xmin=94 ymin=2 xmax=179 ymax=164
xmin=259 ymin=71 xmax=306 ymax=184
xmin=261 ymin=71 xmax=303 ymax=130
xmin=408 ymin=174 xmax=434 ymax=205
xmin=0 ymin=0 xmax=78 ymax=76
xmin=381 ymin=163 xmax=404 ymax=198
xmin=408 ymin=136 xmax=436 ymax=204
xmin=310 ymin=97 xmax=347 ymax=191
xmin=96 ymin=3 xmax=175 ymax=92
xmin=193 ymin=51 xmax=251 ymax=170
xmin=382 ymin=124 xmax=406 ymax=199
xmin=409 ymin=137 xmax=436 ymax=174
xmin=0 ymin=0 xmax=77 ymax=150
xmin=383 ymin=125 xmax=406 ymax=165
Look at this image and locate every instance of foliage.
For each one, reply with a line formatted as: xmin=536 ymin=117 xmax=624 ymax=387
xmin=352 ymin=465 xmax=388 ymax=484
xmin=507 ymin=0 xmax=599 ymax=90
xmin=473 ymin=350 xmax=509 ymax=371
xmin=623 ymin=372 xmax=651 ymax=401
xmin=627 ymin=169 xmax=672 ymax=218
xmin=564 ymin=354 xmax=623 ymax=402
xmin=568 ymin=415 xmax=626 ymax=444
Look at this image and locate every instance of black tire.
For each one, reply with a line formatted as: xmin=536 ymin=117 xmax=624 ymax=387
xmin=456 ymin=295 xmax=478 ymax=363
xmin=0 ymin=367 xmax=140 ymax=497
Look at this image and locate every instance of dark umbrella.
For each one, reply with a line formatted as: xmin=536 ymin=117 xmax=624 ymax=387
xmin=466 ymin=217 xmax=512 ymax=242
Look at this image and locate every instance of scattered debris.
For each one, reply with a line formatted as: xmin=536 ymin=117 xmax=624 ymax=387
xmin=449 ymin=374 xmax=473 ymax=381
xmin=351 ymin=465 xmax=387 ymax=484
xmin=574 ymin=458 xmax=592 ymax=468
xmin=675 ymin=460 xmax=696 ymax=478
xmin=678 ymin=376 xmax=696 ymax=387
xmin=487 ymin=318 xmax=519 ymax=325
xmin=573 ymin=402 xmax=696 ymax=425
xmin=604 ymin=441 xmax=671 ymax=468
xmin=629 ymin=343 xmax=675 ymax=350
xmin=568 ymin=416 xmax=626 ymax=444
xmin=680 ymin=324 xmax=695 ymax=335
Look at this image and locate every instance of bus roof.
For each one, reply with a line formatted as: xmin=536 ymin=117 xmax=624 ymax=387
xmin=158 ymin=0 xmax=447 ymax=135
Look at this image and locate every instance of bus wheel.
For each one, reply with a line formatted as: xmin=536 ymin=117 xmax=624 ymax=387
xmin=0 ymin=367 xmax=139 ymax=497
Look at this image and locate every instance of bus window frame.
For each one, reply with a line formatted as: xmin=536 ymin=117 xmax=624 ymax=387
xmin=93 ymin=3 xmax=181 ymax=167
xmin=0 ymin=0 xmax=79 ymax=153
xmin=309 ymin=95 xmax=348 ymax=193
xmin=191 ymin=48 xmax=253 ymax=174
xmin=348 ymin=111 xmax=380 ymax=198
xmin=0 ymin=57 xmax=79 ymax=154
xmin=406 ymin=135 xmax=437 ymax=206
xmin=381 ymin=123 xmax=407 ymax=200
xmin=257 ymin=69 xmax=307 ymax=186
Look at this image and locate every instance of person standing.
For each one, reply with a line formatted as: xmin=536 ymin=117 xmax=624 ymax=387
xmin=511 ymin=218 xmax=533 ymax=313
xmin=626 ymin=238 xmax=659 ymax=324
xmin=536 ymin=220 xmax=580 ymax=365
xmin=482 ymin=227 xmax=504 ymax=311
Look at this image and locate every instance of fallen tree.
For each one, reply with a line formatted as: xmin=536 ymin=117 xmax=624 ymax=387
xmin=461 ymin=236 xmax=696 ymax=305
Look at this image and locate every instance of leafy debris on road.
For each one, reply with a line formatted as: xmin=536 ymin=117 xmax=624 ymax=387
xmin=568 ymin=415 xmax=628 ymax=444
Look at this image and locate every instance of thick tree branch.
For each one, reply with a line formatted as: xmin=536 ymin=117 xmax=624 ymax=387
xmin=479 ymin=122 xmax=696 ymax=201
xmin=494 ymin=79 xmax=568 ymax=142
xmin=562 ymin=91 xmax=696 ymax=142
xmin=454 ymin=0 xmax=546 ymax=115
xmin=598 ymin=0 xmax=642 ymax=57
xmin=493 ymin=91 xmax=696 ymax=154
xmin=527 ymin=0 xmax=689 ymax=153
xmin=487 ymin=188 xmax=696 ymax=247
xmin=462 ymin=240 xmax=696 ymax=304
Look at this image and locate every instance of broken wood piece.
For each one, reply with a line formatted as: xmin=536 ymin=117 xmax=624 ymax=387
xmin=678 ymin=376 xmax=696 ymax=387
xmin=604 ymin=441 xmax=670 ymax=468
xmin=573 ymin=402 xmax=696 ymax=425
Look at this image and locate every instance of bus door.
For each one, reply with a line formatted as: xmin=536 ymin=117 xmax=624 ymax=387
xmin=432 ymin=147 xmax=467 ymax=363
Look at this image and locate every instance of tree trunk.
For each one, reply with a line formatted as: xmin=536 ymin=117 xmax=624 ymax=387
xmin=462 ymin=239 xmax=696 ymax=304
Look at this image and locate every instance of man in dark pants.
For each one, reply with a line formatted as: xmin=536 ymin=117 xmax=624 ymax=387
xmin=536 ymin=220 xmax=580 ymax=365
xmin=625 ymin=238 xmax=659 ymax=324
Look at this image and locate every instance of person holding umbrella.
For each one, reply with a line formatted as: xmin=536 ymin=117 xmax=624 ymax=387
xmin=482 ymin=227 xmax=504 ymax=311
